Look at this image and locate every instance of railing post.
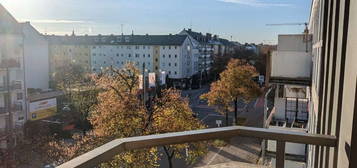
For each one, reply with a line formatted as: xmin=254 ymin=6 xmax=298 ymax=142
xmin=276 ymin=140 xmax=285 ymax=168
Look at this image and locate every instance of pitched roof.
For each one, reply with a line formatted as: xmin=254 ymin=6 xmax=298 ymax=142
xmin=0 ymin=4 xmax=22 ymax=34
xmin=45 ymin=34 xmax=188 ymax=46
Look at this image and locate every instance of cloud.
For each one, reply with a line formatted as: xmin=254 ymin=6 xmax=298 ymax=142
xmin=21 ymin=19 xmax=89 ymax=24
xmin=217 ymin=0 xmax=291 ymax=7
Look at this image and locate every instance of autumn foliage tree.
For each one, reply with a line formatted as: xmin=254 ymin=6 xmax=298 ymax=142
xmin=152 ymin=89 xmax=207 ymax=168
xmin=201 ymin=59 xmax=261 ymax=126
xmin=47 ymin=63 xmax=207 ymax=168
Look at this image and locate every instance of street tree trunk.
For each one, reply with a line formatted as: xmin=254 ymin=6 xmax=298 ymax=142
xmin=225 ymin=108 xmax=229 ymax=126
xmin=234 ymin=97 xmax=238 ymax=125
xmin=163 ymin=146 xmax=174 ymax=168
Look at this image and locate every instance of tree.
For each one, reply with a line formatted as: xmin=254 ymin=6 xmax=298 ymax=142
xmin=210 ymin=54 xmax=232 ymax=81
xmin=46 ymin=63 xmax=207 ymax=168
xmin=200 ymin=81 xmax=232 ymax=126
xmin=152 ymin=89 xmax=207 ymax=168
xmin=51 ymin=63 xmax=87 ymax=92
xmin=201 ymin=59 xmax=261 ymax=126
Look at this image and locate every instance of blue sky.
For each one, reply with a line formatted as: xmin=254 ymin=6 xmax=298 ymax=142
xmin=0 ymin=0 xmax=311 ymax=43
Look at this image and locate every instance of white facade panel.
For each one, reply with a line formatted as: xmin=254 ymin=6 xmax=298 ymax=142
xmin=271 ymin=51 xmax=312 ymax=79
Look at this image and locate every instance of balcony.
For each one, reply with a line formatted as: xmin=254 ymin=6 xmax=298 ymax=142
xmin=58 ymin=126 xmax=336 ymax=168
xmin=12 ymin=104 xmax=22 ymax=112
xmin=0 ymin=107 xmax=6 ymax=114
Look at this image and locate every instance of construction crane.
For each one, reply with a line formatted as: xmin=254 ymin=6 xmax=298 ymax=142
xmin=266 ymin=22 xmax=308 ymax=33
xmin=266 ymin=22 xmax=310 ymax=52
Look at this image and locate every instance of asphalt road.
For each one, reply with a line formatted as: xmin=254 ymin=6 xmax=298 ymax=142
xmin=158 ymin=85 xmax=264 ymax=168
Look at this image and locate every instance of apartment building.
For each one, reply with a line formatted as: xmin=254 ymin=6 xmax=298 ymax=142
xmin=266 ymin=34 xmax=313 ymax=167
xmin=47 ymin=34 xmax=199 ymax=88
xmin=0 ymin=4 xmax=26 ymax=150
xmin=307 ymin=0 xmax=357 ymax=167
xmin=0 ymin=4 xmax=51 ymax=151
xmin=266 ymin=0 xmax=357 ymax=167
xmin=179 ymin=29 xmax=214 ymax=75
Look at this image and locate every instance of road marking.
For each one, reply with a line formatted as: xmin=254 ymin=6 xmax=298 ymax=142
xmin=206 ymin=146 xmax=224 ymax=165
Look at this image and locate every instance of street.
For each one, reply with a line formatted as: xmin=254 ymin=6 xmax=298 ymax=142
xmin=158 ymin=85 xmax=265 ymax=168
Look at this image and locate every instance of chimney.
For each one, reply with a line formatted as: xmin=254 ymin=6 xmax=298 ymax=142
xmin=131 ymin=30 xmax=134 ymax=36
xmin=188 ymin=28 xmax=192 ymax=32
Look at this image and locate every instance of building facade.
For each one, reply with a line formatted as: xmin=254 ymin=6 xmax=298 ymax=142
xmin=47 ymin=34 xmax=199 ymax=88
xmin=307 ymin=0 xmax=357 ymax=167
xmin=0 ymin=4 xmax=26 ymax=150
xmin=267 ymin=0 xmax=357 ymax=167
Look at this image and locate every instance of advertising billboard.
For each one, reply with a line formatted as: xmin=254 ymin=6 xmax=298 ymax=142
xmin=148 ymin=72 xmax=156 ymax=87
xmin=29 ymin=98 xmax=57 ymax=121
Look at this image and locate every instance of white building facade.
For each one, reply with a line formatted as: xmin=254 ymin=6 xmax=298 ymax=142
xmin=48 ymin=34 xmax=200 ymax=88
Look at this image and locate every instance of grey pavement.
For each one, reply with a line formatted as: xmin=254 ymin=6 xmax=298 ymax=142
xmin=160 ymin=86 xmax=265 ymax=168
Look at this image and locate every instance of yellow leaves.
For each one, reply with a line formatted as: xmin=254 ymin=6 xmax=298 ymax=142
xmin=202 ymin=59 xmax=262 ymax=113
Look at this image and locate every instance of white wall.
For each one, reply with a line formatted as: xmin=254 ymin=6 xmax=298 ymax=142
xmin=91 ymin=45 xmax=154 ymax=72
xmin=160 ymin=45 xmax=182 ymax=78
xmin=278 ymin=34 xmax=312 ymax=52
xmin=22 ymin=22 xmax=49 ymax=90
xmin=271 ymin=51 xmax=312 ymax=79
xmin=90 ymin=39 xmax=196 ymax=80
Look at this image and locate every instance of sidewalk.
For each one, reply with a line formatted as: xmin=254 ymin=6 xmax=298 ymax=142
xmin=193 ymin=96 xmax=265 ymax=167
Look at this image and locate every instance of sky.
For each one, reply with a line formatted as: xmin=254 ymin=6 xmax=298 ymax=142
xmin=0 ymin=0 xmax=312 ymax=44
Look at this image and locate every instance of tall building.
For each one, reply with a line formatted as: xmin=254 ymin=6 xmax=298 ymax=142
xmin=307 ymin=0 xmax=357 ymax=167
xmin=0 ymin=4 xmax=26 ymax=150
xmin=0 ymin=4 xmax=50 ymax=151
xmin=267 ymin=0 xmax=357 ymax=167
xmin=47 ymin=34 xmax=199 ymax=88
xmin=179 ymin=29 xmax=214 ymax=76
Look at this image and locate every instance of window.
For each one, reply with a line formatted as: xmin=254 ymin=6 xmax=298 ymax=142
xmin=116 ymin=54 xmax=119 ymax=57
xmin=175 ymin=46 xmax=177 ymax=49
xmin=169 ymin=46 xmax=171 ymax=49
xmin=163 ymin=54 xmax=165 ymax=58
xmin=169 ymin=55 xmax=171 ymax=58
xmin=135 ymin=54 xmax=139 ymax=58
xmin=135 ymin=46 xmax=139 ymax=49
xmin=175 ymin=55 xmax=177 ymax=58
xmin=148 ymin=54 xmax=151 ymax=58
xmin=117 ymin=61 xmax=119 ymax=64
xmin=17 ymin=93 xmax=23 ymax=100
xmin=174 ymin=71 xmax=177 ymax=75
xmin=155 ymin=58 xmax=158 ymax=62
xmin=128 ymin=54 xmax=131 ymax=57
xmin=121 ymin=54 xmax=124 ymax=57
xmin=143 ymin=46 xmax=146 ymax=49
xmin=174 ymin=63 xmax=177 ymax=66
xmin=104 ymin=61 xmax=106 ymax=64
xmin=169 ymin=63 xmax=171 ymax=66
xmin=163 ymin=46 xmax=165 ymax=49
xmin=278 ymin=85 xmax=284 ymax=98
xmin=121 ymin=62 xmax=124 ymax=65
xmin=127 ymin=46 xmax=131 ymax=49
xmin=148 ymin=46 xmax=151 ymax=49
xmin=169 ymin=71 xmax=171 ymax=74
xmin=143 ymin=54 xmax=145 ymax=58
xmin=93 ymin=46 xmax=96 ymax=49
